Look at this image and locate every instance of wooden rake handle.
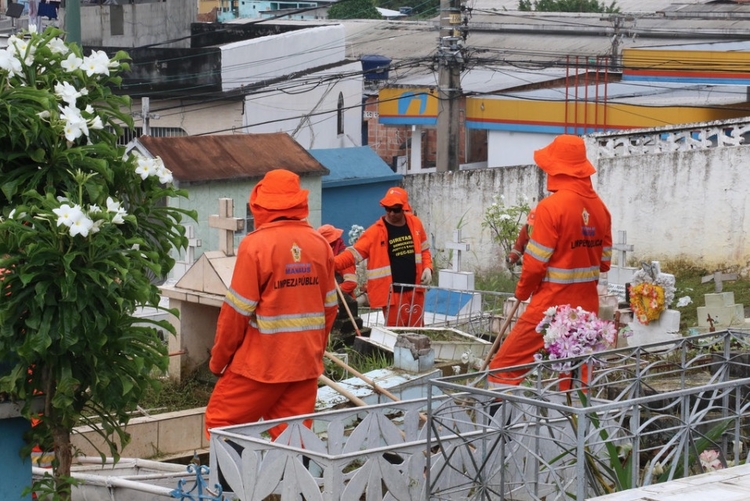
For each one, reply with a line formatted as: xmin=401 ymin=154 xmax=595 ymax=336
xmin=480 ymin=299 xmax=522 ymax=372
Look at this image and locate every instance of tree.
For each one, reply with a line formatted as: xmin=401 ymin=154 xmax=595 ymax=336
xmin=518 ymin=0 xmax=620 ymax=12
xmin=0 ymin=27 xmax=193 ymax=499
xmin=328 ymin=0 xmax=381 ymax=20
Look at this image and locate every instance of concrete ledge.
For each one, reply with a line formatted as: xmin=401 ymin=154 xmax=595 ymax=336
xmin=72 ymin=407 xmax=208 ymax=459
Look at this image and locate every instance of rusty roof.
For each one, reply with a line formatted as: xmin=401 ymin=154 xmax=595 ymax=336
xmin=135 ymin=133 xmax=329 ymax=183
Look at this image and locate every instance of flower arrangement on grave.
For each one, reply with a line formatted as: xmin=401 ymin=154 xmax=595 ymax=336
xmin=628 ymin=264 xmax=676 ymax=325
xmin=534 ymin=305 xmax=618 ymax=372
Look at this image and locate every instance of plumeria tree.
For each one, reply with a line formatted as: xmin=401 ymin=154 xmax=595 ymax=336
xmin=0 ymin=27 xmax=193 ymax=499
xmin=482 ymin=195 xmax=531 ymax=265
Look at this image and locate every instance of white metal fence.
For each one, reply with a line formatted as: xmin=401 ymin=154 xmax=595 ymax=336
xmin=208 ymin=329 xmax=750 ymax=500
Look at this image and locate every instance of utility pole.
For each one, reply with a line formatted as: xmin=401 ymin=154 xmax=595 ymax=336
xmin=436 ymin=0 xmax=465 ymax=172
xmin=65 ymin=0 xmax=82 ymax=47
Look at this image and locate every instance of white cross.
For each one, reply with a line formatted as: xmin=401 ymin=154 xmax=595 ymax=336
xmin=444 ymin=229 xmax=470 ymax=272
xmin=701 ymin=270 xmax=738 ymax=293
xmin=183 ymin=225 xmax=202 ymax=265
xmin=613 ymin=230 xmax=634 ymax=267
xmin=208 ymin=198 xmax=244 ymax=257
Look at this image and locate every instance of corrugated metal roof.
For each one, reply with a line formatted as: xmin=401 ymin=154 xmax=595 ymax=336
xmin=335 ymin=8 xmax=750 ymax=67
xmin=466 ymin=0 xmax=701 ymax=13
xmin=311 ymin=146 xmax=402 ymax=187
xmin=478 ymin=80 xmax=746 ymax=107
xmin=136 ymin=133 xmax=329 ymax=183
xmin=392 ymin=67 xmax=578 ymax=93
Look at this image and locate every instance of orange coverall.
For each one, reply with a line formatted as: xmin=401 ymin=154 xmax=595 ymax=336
xmin=335 ymin=213 xmax=432 ymax=327
xmin=206 ymin=218 xmax=338 ymax=439
xmin=489 ymin=174 xmax=612 ymax=385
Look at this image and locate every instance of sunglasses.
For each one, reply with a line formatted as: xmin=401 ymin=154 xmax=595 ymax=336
xmin=384 ymin=206 xmax=403 ymax=214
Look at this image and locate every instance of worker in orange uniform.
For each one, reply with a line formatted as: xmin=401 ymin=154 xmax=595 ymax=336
xmin=334 ymin=187 xmax=432 ymax=327
xmin=317 ymin=224 xmax=357 ymax=297
xmin=205 ymin=169 xmax=338 ymax=440
xmin=489 ymin=135 xmax=612 ymax=387
xmin=506 ymin=207 xmax=536 ymax=268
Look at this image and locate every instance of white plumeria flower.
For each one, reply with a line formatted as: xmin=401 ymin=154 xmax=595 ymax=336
xmin=61 ymin=53 xmax=83 ymax=72
xmin=82 ymin=50 xmax=111 ymax=77
xmin=60 ymin=104 xmax=89 ymax=141
xmin=28 ymin=25 xmax=38 ymax=35
xmin=155 ymin=165 xmax=173 ymax=184
xmin=53 ymin=203 xmax=83 ymax=228
xmin=54 ymin=81 xmax=84 ymax=106
xmin=153 ymin=158 xmax=173 ymax=184
xmin=47 ymin=37 xmax=69 ymax=56
xmin=88 ymin=115 xmax=104 ymax=130
xmin=0 ymin=49 xmax=22 ymax=77
xmin=88 ymin=204 xmax=101 ymax=214
xmin=69 ymin=213 xmax=94 ymax=238
xmin=134 ymin=156 xmax=155 ymax=180
xmin=7 ymin=35 xmax=29 ymax=55
xmin=90 ymin=219 xmax=104 ymax=234
xmin=37 ymin=110 xmax=51 ymax=119
xmin=106 ymin=196 xmax=127 ymax=224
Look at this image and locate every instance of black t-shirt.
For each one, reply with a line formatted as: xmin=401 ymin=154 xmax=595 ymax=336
xmin=385 ymin=219 xmax=416 ymax=291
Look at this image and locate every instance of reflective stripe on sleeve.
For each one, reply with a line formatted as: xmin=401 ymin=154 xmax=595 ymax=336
xmin=348 ymin=247 xmax=364 ymax=264
xmin=224 ymin=287 xmax=258 ymax=316
xmin=601 ymin=246 xmax=612 ymax=262
xmin=342 ymin=273 xmax=357 ymax=282
xmin=525 ymin=239 xmax=554 ymax=263
xmin=325 ymin=289 xmax=338 ymax=308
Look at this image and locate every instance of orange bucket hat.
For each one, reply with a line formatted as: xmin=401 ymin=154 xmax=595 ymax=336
xmin=533 ymin=135 xmax=596 ymax=178
xmin=249 ymin=169 xmax=309 ymax=210
xmin=379 ymin=186 xmax=412 ymax=211
xmin=317 ymin=224 xmax=343 ymax=244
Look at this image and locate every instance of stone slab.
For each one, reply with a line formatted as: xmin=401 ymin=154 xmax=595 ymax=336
xmin=705 ymin=292 xmax=736 ymax=308
xmin=627 ymin=309 xmax=682 ymax=347
xmin=697 ymin=304 xmax=744 ymax=327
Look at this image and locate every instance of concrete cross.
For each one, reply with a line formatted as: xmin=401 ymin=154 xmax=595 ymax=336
xmin=208 ymin=198 xmax=244 ymax=257
xmin=182 ymin=225 xmax=202 ymax=265
xmin=613 ymin=230 xmax=634 ymax=267
xmin=445 ymin=229 xmax=470 ymax=272
xmin=701 ymin=270 xmax=738 ymax=293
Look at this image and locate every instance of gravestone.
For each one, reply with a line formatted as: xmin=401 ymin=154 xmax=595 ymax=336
xmin=160 ymin=199 xmax=244 ymax=381
xmin=171 ymin=224 xmax=202 ymax=281
xmin=438 ymin=229 xmax=473 ymax=290
xmin=697 ymin=291 xmax=744 ymax=329
xmin=606 ymin=230 xmax=638 ymax=304
xmin=626 ymin=261 xmax=681 ymax=348
xmin=208 ymin=198 xmax=244 ymax=257
xmin=424 ymin=229 xmax=482 ymax=326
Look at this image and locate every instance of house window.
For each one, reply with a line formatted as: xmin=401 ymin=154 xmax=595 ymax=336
xmin=337 ymin=92 xmax=344 ymax=136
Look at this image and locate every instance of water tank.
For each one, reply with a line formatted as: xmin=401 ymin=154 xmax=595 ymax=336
xmin=361 ymin=55 xmax=392 ymax=81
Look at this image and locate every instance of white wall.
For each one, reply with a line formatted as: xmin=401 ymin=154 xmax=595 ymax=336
xmin=404 ymin=123 xmax=750 ymax=275
xmin=243 ymin=61 xmax=363 ymax=149
xmin=488 ymin=130 xmax=555 ymax=167
xmin=74 ymin=1 xmax=194 ymax=48
xmin=220 ymin=25 xmax=347 ymax=92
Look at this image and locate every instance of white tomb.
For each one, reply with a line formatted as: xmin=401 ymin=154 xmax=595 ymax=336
xmin=626 ymin=261 xmax=682 ymax=348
